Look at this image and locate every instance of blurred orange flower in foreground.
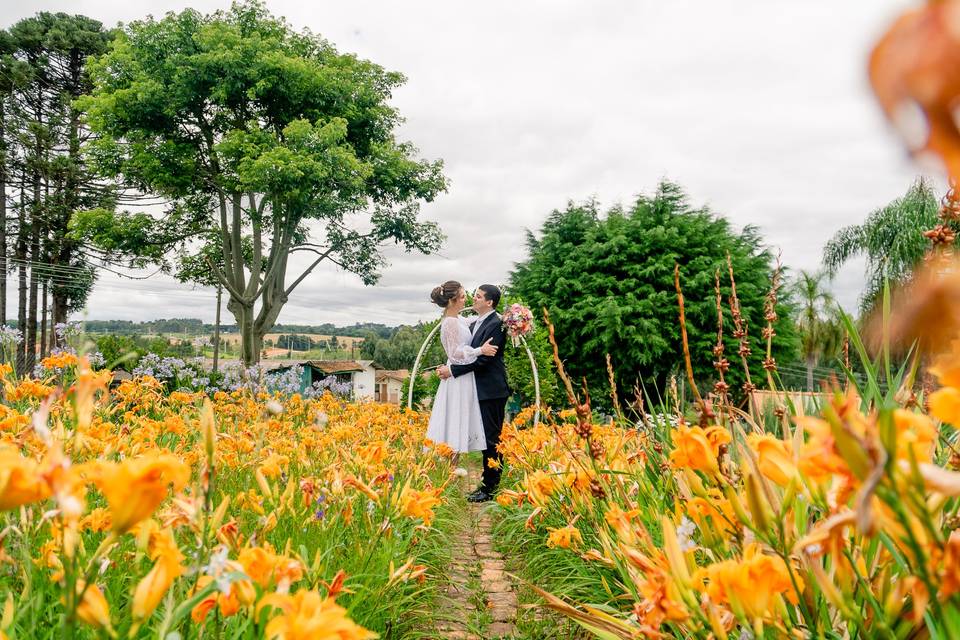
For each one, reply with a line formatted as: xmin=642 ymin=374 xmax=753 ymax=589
xmin=871 ymin=0 xmax=960 ymax=181
xmin=0 ymin=448 xmax=50 ymax=510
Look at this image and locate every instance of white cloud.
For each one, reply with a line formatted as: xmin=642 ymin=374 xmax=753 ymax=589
xmin=3 ymin=0 xmax=929 ymax=326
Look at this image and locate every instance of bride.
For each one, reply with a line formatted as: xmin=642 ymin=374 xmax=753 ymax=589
xmin=426 ymin=280 xmax=497 ymax=470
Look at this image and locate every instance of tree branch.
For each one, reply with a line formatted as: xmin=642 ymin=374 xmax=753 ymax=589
xmin=285 ymin=246 xmax=337 ymax=296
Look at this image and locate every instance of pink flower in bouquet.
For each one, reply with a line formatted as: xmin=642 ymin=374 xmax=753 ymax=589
xmin=503 ymin=303 xmax=534 ymax=346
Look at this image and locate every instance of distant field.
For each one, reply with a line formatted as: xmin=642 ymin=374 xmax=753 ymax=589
xmin=218 ymin=333 xmax=365 ymax=347
xmin=88 ymin=331 xmax=367 ymax=348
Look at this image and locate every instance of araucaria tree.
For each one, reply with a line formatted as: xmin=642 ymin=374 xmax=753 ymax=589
xmin=510 ymin=182 xmax=799 ymax=403
xmin=1 ymin=13 xmax=114 ymax=375
xmin=75 ymin=2 xmax=447 ymax=365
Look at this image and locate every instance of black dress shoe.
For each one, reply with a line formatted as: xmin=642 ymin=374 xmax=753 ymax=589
xmin=467 ymin=490 xmax=493 ymax=503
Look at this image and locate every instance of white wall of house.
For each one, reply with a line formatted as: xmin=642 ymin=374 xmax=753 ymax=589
xmin=376 ymin=376 xmax=404 ymax=404
xmin=353 ymin=360 xmax=378 ymax=400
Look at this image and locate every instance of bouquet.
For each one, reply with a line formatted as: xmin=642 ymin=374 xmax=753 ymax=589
xmin=502 ymin=303 xmax=534 ymax=347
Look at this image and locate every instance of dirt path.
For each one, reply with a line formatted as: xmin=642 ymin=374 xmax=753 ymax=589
xmin=435 ymin=463 xmax=519 ymax=639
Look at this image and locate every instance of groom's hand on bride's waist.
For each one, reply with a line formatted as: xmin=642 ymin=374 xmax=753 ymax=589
xmin=437 ymin=365 xmax=452 ymax=379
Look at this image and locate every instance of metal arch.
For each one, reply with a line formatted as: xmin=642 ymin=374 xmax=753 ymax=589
xmin=408 ymin=320 xmax=443 ymax=410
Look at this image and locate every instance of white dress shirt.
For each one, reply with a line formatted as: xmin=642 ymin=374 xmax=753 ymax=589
xmin=471 ymin=310 xmax=495 ymax=337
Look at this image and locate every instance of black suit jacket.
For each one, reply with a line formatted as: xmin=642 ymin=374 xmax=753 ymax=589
xmin=450 ymin=311 xmax=511 ymax=401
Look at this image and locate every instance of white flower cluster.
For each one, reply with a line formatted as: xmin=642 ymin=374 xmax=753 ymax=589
xmin=133 ymin=354 xmax=206 ymax=387
xmin=54 ymin=321 xmax=82 ymax=342
xmin=0 ymin=325 xmax=23 ymax=346
xmin=676 ymin=516 xmax=697 ymax=552
xmin=220 ymin=364 xmax=351 ymax=399
xmin=130 ymin=357 xmax=352 ymax=399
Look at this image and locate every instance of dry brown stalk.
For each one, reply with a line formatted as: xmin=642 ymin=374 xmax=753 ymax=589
xmin=673 ymin=264 xmax=702 ymax=406
xmin=762 ymin=252 xmax=784 ymax=391
xmin=631 ymin=380 xmax=652 ymax=430
xmin=712 ymin=269 xmax=730 ymax=407
xmin=606 ymin=353 xmax=623 ymax=422
xmin=726 ymin=252 xmax=760 ymax=425
xmin=926 ymin=181 xmax=960 ymax=257
xmin=542 ymin=307 xmax=592 ymax=438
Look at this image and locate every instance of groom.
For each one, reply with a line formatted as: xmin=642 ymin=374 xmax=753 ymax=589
xmin=438 ymin=284 xmax=510 ymax=502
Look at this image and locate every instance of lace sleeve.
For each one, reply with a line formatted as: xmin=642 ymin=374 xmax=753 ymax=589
xmin=440 ymin=317 xmax=479 ymax=365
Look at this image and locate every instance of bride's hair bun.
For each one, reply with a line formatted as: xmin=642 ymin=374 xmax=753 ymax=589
xmin=431 ymin=280 xmax=462 ymax=307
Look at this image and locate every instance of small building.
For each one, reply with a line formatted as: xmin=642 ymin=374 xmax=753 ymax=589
xmin=269 ymin=359 xmax=381 ymax=400
xmin=353 ymin=360 xmax=379 ymax=401
xmin=375 ymin=369 xmax=409 ymax=404
xmin=110 ymin=369 xmax=133 ymax=388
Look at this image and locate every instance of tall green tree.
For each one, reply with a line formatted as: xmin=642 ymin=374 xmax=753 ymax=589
xmin=822 ymin=177 xmax=942 ymax=312
xmin=1 ymin=14 xmax=113 ymax=374
xmin=361 ymin=322 xmax=445 ymax=371
xmin=510 ymin=182 xmax=799 ymax=404
xmin=0 ymin=29 xmax=24 ymax=328
xmin=74 ymin=1 xmax=447 ymax=366
xmin=36 ymin=14 xmax=113 ymax=339
xmin=792 ymin=270 xmax=843 ymax=390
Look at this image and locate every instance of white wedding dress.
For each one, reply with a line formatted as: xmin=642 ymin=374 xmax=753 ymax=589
xmin=426 ymin=316 xmax=487 ymax=453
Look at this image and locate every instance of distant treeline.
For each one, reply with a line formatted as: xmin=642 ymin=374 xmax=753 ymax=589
xmin=76 ymin=319 xmax=396 ymax=338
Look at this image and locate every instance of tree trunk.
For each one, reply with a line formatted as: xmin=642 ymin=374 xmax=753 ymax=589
xmin=51 ymin=280 xmax=68 ymax=348
xmin=227 ymin=294 xmax=258 ymax=367
xmin=806 ymin=356 xmax=815 ymax=392
xmin=212 ymin=286 xmax=222 ymax=373
xmin=15 ymin=169 xmax=28 ymax=376
xmin=0 ymin=98 xmax=7 ymax=327
xmin=25 ymin=221 xmax=39 ymax=374
xmin=51 ymin=50 xmax=83 ymax=338
xmin=39 ymin=280 xmax=47 ymax=359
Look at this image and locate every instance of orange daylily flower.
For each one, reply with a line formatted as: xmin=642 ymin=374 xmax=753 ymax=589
xmin=930 ymin=386 xmax=960 ymax=427
xmin=0 ymin=447 xmax=50 ymax=511
xmin=397 ymin=485 xmax=442 ymax=526
xmin=892 ymin=409 xmax=938 ymax=464
xmin=94 ymin=454 xmax=190 ymax=533
xmin=546 ymin=524 xmax=583 ymax=549
xmin=131 ymin=529 xmax=185 ymax=627
xmin=237 ymin=546 xmax=303 ymax=591
xmin=870 ymin=1 xmax=960 ymax=183
xmin=257 ymin=590 xmax=377 ymax=640
xmin=72 ymin=581 xmax=115 ymax=636
xmin=746 ymin=433 xmax=798 ymax=487
xmin=698 ymin=543 xmax=800 ymax=621
xmin=669 ymin=425 xmax=728 ymax=475
xmin=190 ymin=569 xmax=254 ymax=623
xmin=524 ymin=470 xmax=557 ymax=506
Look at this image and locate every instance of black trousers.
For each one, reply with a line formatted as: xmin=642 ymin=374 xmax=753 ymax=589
xmin=479 ymin=397 xmax=507 ymax=493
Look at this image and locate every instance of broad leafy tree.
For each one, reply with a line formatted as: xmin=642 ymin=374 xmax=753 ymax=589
xmin=510 ymin=181 xmax=799 ymax=403
xmin=361 ymin=322 xmax=445 ymax=371
xmin=74 ymin=1 xmax=447 ymax=365
xmin=823 ymin=178 xmax=941 ymax=312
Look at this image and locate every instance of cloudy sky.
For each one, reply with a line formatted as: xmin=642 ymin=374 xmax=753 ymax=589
xmin=4 ymin=0 xmax=930 ymax=327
